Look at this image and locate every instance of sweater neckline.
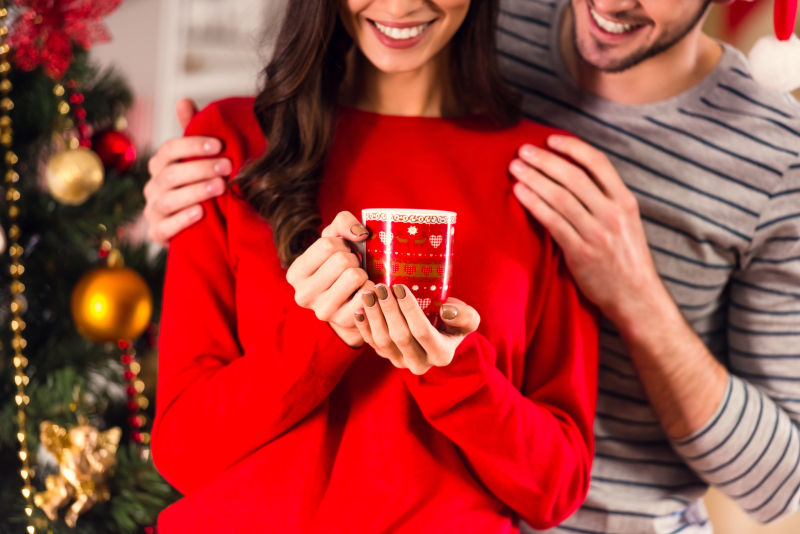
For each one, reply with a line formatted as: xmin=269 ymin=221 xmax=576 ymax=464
xmin=337 ymin=105 xmax=491 ymax=125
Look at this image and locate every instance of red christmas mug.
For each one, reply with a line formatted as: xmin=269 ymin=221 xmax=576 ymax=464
xmin=361 ymin=208 xmax=456 ymax=323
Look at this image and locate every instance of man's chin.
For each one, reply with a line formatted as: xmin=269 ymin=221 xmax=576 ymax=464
xmin=576 ymin=41 xmax=649 ymax=74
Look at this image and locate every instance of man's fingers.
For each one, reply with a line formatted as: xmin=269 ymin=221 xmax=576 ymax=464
xmin=154 ymin=177 xmax=226 ymax=217
xmin=544 ymin=135 xmax=629 ymax=200
xmin=511 ymin=158 xmax=599 ymax=241
xmin=147 ymin=206 xmax=204 ymax=245
xmin=147 ymin=136 xmax=224 ymax=177
xmin=321 ymin=211 xmax=369 ymax=240
xmin=176 ymin=98 xmax=199 ymax=130
xmin=513 ymin=182 xmax=583 ymax=252
xmin=155 ymin=158 xmax=229 ymax=194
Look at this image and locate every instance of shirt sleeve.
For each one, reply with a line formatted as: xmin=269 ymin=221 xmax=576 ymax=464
xmin=671 ymin=162 xmax=800 ymax=524
xmin=403 ymin=248 xmax=599 ymax=529
xmin=151 ymin=102 xmax=363 ymax=495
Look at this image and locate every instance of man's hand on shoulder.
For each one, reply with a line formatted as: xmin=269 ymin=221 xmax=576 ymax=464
xmin=509 ymin=134 xmax=666 ymax=333
xmin=144 ymin=98 xmax=231 ymax=245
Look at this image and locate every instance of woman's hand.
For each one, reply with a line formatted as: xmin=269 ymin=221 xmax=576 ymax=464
xmin=286 ymin=211 xmax=372 ymax=347
xmin=353 ymin=284 xmax=480 ymax=375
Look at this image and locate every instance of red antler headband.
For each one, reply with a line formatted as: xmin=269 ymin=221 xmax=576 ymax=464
xmin=775 ymin=0 xmax=798 ymax=40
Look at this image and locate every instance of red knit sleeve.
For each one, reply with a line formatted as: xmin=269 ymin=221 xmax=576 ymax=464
xmin=151 ymin=101 xmax=362 ymax=495
xmin=404 ymin=248 xmax=598 ymax=529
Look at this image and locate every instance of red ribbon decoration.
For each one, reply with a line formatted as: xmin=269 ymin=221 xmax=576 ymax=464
xmin=8 ymin=0 xmax=122 ymax=80
xmin=774 ymin=0 xmax=798 ymax=40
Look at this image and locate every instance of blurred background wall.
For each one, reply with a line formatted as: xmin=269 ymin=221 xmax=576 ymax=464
xmin=94 ymin=1 xmax=799 ymax=532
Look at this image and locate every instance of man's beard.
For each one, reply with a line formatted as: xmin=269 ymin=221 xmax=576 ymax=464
xmin=573 ymin=0 xmax=712 ymax=73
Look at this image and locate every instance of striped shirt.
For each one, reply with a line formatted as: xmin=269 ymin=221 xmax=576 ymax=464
xmin=497 ymin=1 xmax=800 ymax=532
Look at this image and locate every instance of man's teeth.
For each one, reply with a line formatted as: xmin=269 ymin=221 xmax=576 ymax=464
xmin=590 ymin=8 xmax=638 ymax=34
xmin=374 ymin=22 xmax=429 ymax=40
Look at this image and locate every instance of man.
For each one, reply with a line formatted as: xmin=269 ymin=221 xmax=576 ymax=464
xmin=144 ymin=1 xmax=800 ymax=532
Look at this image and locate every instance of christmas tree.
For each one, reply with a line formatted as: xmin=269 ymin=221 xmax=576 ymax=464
xmin=0 ymin=2 xmax=177 ymax=532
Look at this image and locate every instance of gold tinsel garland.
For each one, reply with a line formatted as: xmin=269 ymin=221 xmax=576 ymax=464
xmin=0 ymin=2 xmax=37 ymax=533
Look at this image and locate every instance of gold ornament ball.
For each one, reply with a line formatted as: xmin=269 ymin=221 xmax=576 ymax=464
xmin=71 ymin=267 xmax=153 ymax=343
xmin=45 ymin=148 xmax=105 ymax=205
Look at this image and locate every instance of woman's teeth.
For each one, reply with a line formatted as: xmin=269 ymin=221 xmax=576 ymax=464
xmin=373 ymin=21 xmax=429 ymax=40
xmin=590 ymin=8 xmax=640 ymax=34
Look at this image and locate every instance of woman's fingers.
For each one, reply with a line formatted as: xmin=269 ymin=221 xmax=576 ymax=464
xmin=321 ymin=211 xmax=369 ymax=240
xmin=312 ymin=265 xmax=368 ymax=321
xmin=392 ymin=285 xmax=446 ymax=367
xmin=286 ymin=237 xmax=350 ymax=287
xmin=439 ymin=297 xmax=480 ymax=336
xmin=146 ymin=205 xmax=204 ymax=245
xmin=361 ymin=289 xmax=405 ymax=368
xmin=515 ymin=142 xmax=608 ymax=212
xmin=294 ymin=249 xmax=360 ymax=308
xmin=375 ymin=285 xmax=430 ymax=374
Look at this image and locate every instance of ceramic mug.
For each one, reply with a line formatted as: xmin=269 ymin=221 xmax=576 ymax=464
xmin=361 ymin=208 xmax=456 ymax=323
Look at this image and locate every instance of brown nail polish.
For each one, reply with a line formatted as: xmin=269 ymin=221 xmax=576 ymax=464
xmin=441 ymin=306 xmax=458 ymax=320
xmin=375 ymin=285 xmax=389 ymax=300
xmin=362 ymin=292 xmax=376 ymax=307
xmin=354 ymin=312 xmax=365 ymax=322
xmin=350 ymin=223 xmax=369 ymax=237
xmin=392 ymin=285 xmax=406 ymax=299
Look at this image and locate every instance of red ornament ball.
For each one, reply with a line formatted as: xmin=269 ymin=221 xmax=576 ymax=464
xmin=91 ymin=130 xmax=137 ymax=174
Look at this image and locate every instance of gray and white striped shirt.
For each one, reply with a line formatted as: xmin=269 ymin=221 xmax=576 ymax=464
xmin=498 ymin=1 xmax=800 ymax=532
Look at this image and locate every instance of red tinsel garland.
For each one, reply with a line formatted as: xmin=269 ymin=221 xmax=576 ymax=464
xmin=8 ymin=0 xmax=122 ymax=80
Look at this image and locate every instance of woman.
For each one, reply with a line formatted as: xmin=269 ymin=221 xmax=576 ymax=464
xmin=151 ymin=1 xmax=598 ymax=532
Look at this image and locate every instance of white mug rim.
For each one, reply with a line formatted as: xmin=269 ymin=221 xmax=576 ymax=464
xmin=362 ymin=208 xmax=456 ymax=221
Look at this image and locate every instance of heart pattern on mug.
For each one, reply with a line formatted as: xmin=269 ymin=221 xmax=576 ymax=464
xmin=404 ymin=265 xmax=416 ymax=275
xmin=379 ymin=231 xmax=394 ymax=245
xmin=429 ymin=235 xmax=443 ymax=248
xmin=374 ymin=261 xmax=384 ymax=272
xmin=417 ymin=298 xmax=431 ymax=310
xmin=421 ymin=266 xmax=433 ymax=275
xmin=437 ymin=266 xmax=445 ymax=276
xmin=392 ymin=263 xmax=400 ymax=274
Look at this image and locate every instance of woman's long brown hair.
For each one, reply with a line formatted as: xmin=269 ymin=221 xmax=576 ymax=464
xmin=237 ymin=1 xmax=519 ymax=268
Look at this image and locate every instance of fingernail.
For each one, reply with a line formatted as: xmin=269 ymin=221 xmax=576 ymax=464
xmin=548 ymin=135 xmax=565 ymax=148
xmin=375 ymin=285 xmax=389 ymax=300
xmin=203 ymin=140 xmax=220 ymax=153
xmin=214 ymin=160 xmax=231 ymax=174
xmin=362 ymin=292 xmax=376 ymax=307
xmin=188 ymin=206 xmax=202 ymax=220
xmin=206 ymin=181 xmax=223 ymax=195
xmin=441 ymin=306 xmax=458 ymax=321
xmin=350 ymin=223 xmax=369 ymax=237
xmin=511 ymin=159 xmax=527 ymax=173
xmin=354 ymin=312 xmax=365 ymax=322
xmin=392 ymin=285 xmax=406 ymax=299
xmin=521 ymin=144 xmax=538 ymax=159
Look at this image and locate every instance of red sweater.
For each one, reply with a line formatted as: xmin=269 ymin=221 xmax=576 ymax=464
xmin=152 ymin=98 xmax=598 ymax=533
